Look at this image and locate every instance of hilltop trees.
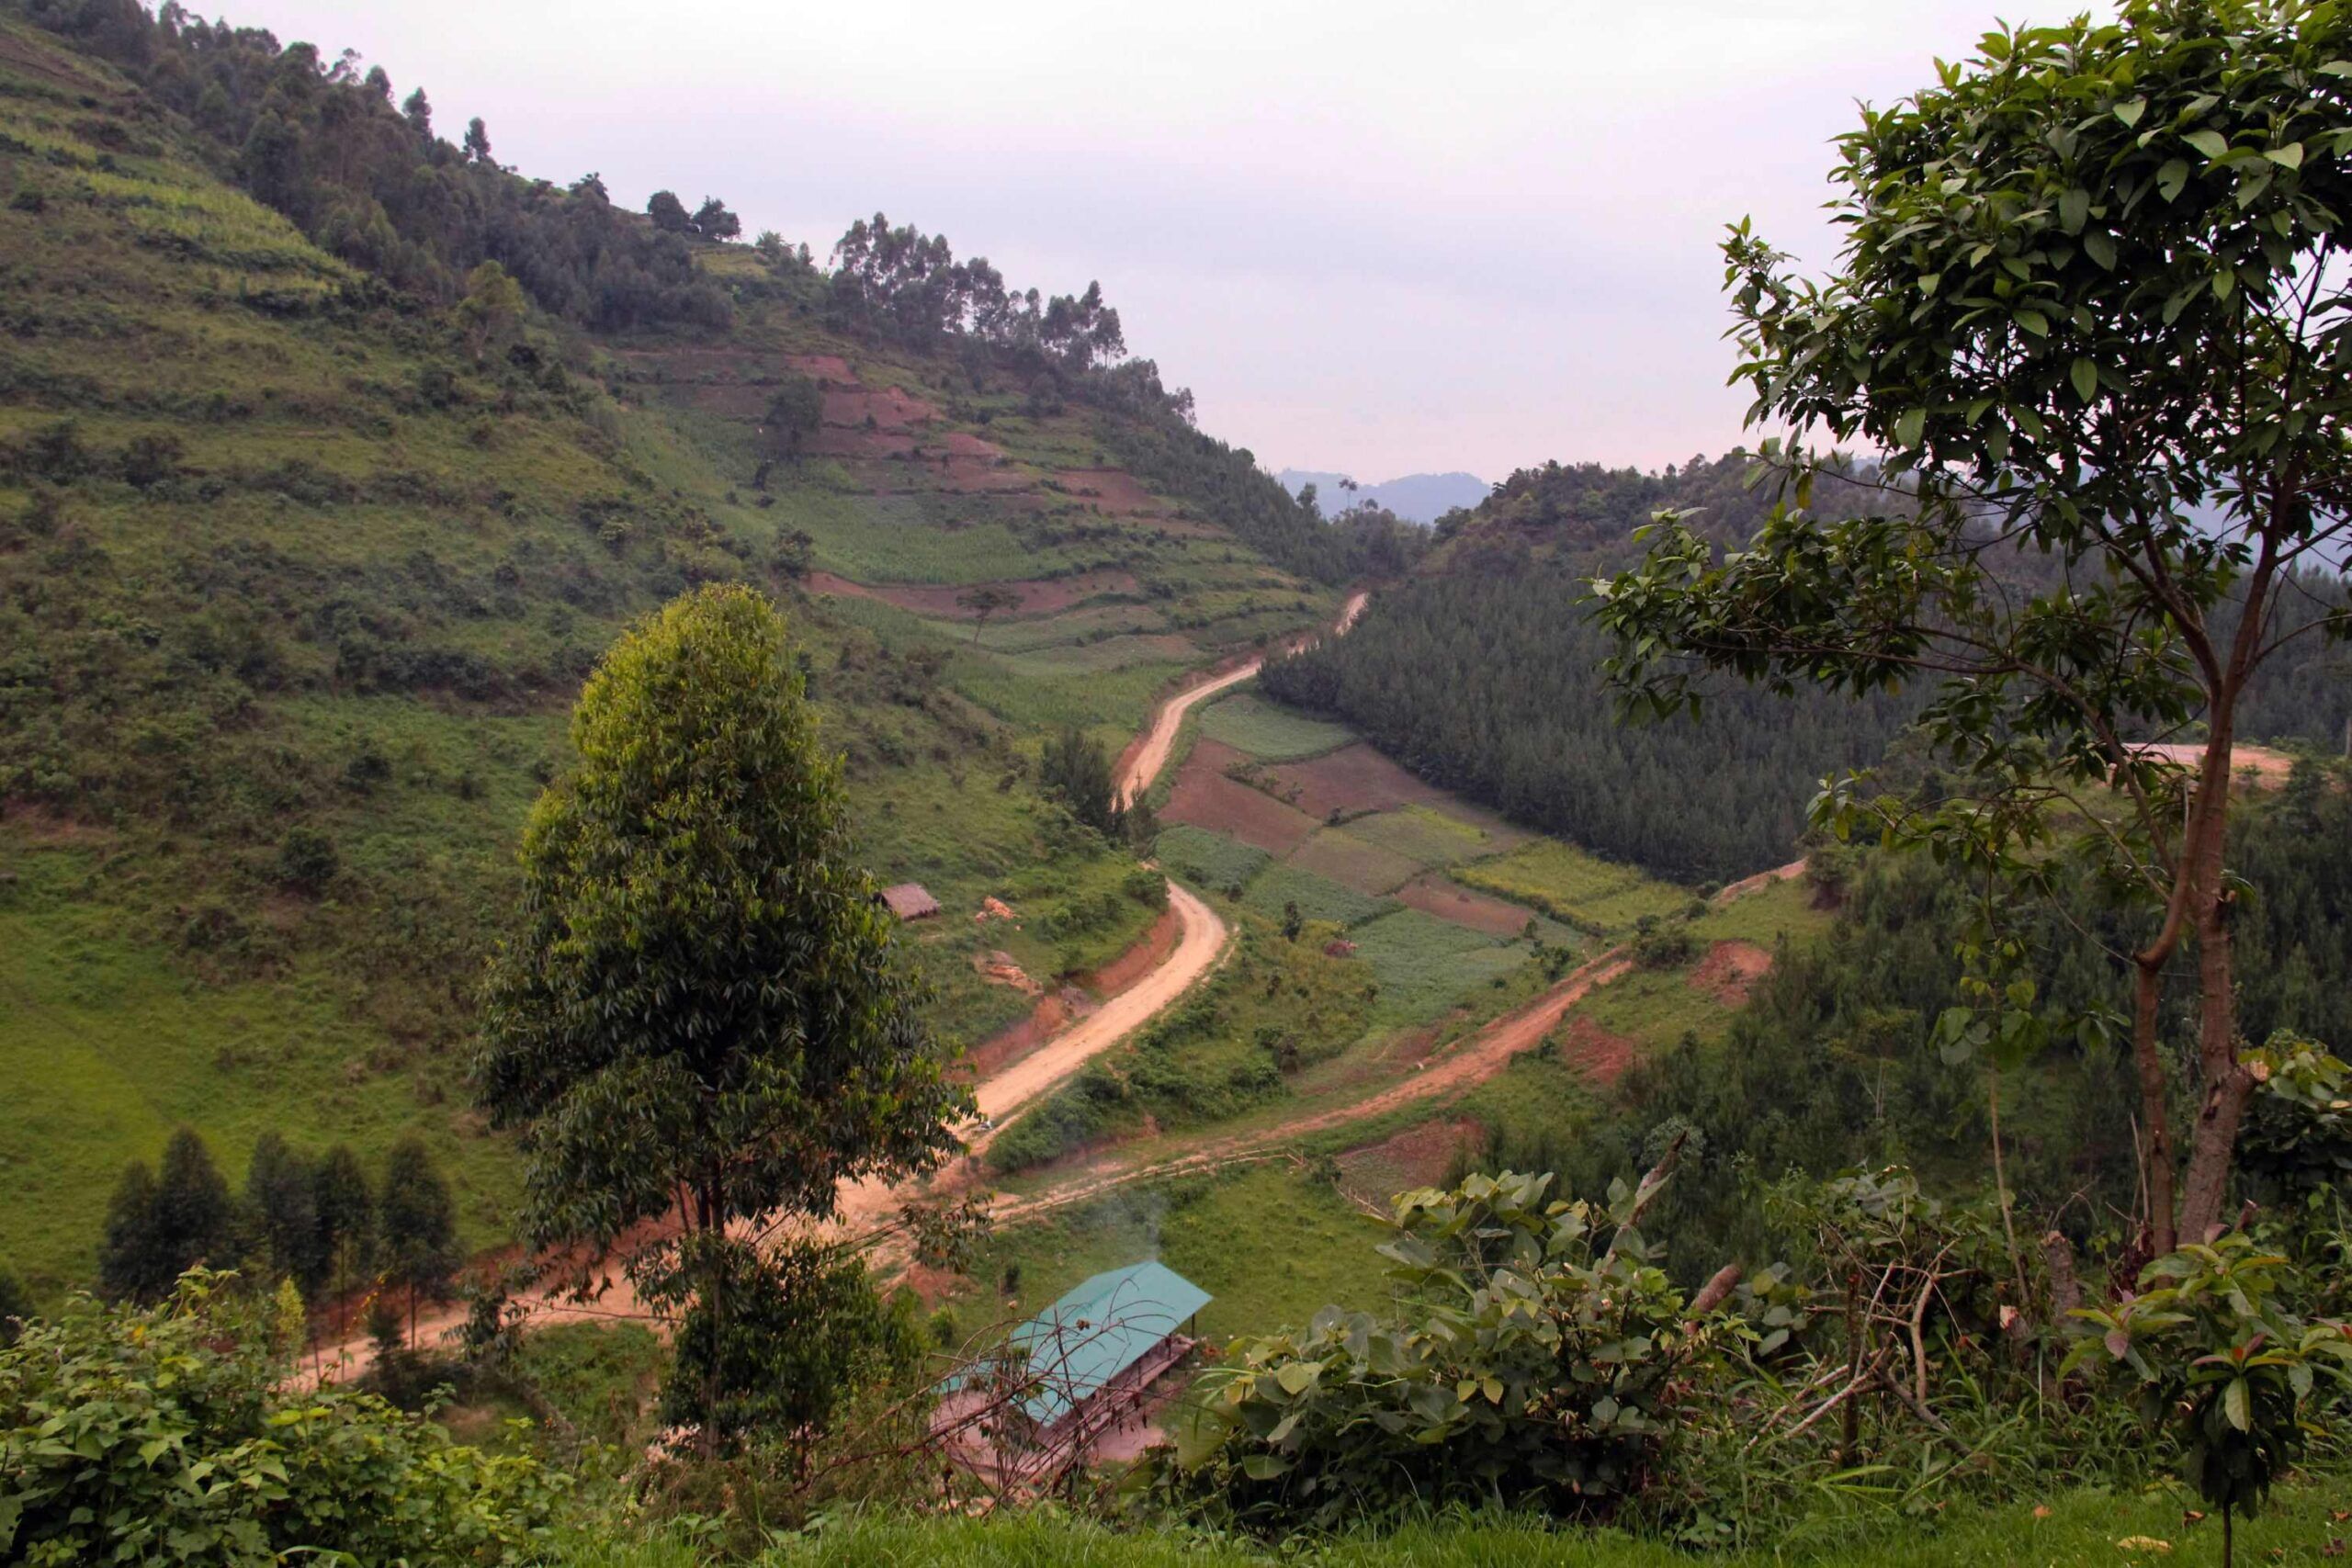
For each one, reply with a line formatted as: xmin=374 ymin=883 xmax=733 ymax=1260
xmin=473 ymin=585 xmax=968 ymax=1451
xmin=1594 ymin=0 xmax=2352 ymax=1249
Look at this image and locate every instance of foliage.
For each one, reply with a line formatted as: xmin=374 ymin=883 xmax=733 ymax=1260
xmin=1039 ymin=724 xmax=1129 ymax=839
xmin=661 ymin=1241 xmax=926 ymax=1469
xmin=0 ymin=1269 xmax=561 ymax=1566
xmin=1151 ymin=1168 xmax=1713 ymax=1531
xmin=472 ymin=586 xmax=968 ymax=1446
xmin=98 ymin=1126 xmax=233 ymax=1303
xmin=380 ymin=1134 xmax=460 ymax=1340
xmin=1259 ymin=463 xmax=1919 ymax=883
xmin=1592 ymin=0 xmax=2352 ymax=1250
xmin=2066 ymin=1235 xmax=2352 ymax=1554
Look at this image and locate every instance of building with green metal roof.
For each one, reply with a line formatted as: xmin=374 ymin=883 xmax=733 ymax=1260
xmin=1006 ymin=1260 xmax=1211 ymax=1431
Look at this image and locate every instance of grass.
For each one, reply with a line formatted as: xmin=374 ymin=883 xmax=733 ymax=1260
xmin=1239 ymin=863 xmax=1398 ymax=930
xmin=1693 ymin=873 xmax=1838 ymax=947
xmin=558 ymin=1478 xmax=2352 ymax=1566
xmin=0 ymin=847 xmax=521 ymax=1300
xmin=1455 ymin=840 xmax=1688 ymax=933
xmin=937 ymin=1163 xmax=1394 ymax=1347
xmin=1153 ymin=825 xmax=1272 ymax=894
xmin=0 ymin=37 xmax=1343 ymax=1300
xmin=1576 ymin=963 xmax=1736 ymax=1055
xmin=1196 ymin=691 xmax=1358 ymax=761
xmin=1350 ymin=909 xmax=1531 ymax=1026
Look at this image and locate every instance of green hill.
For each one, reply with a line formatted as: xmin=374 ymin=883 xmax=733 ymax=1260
xmin=0 ymin=6 xmax=1382 ymax=1296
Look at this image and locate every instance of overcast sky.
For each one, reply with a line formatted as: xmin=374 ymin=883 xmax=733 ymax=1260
xmin=244 ymin=2 xmax=2057 ymax=482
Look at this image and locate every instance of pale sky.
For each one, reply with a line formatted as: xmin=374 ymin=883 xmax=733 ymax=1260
xmin=243 ymin=2 xmax=2054 ymax=480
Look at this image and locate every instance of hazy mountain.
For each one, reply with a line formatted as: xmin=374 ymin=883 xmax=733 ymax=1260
xmin=1278 ymin=468 xmax=1490 ymax=525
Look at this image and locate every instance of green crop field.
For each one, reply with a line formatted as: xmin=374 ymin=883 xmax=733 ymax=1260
xmin=1239 ymin=862 xmax=1399 ymax=930
xmin=1342 ymin=802 xmax=1509 ymax=867
xmin=1350 ymin=908 xmax=1532 ymax=1025
xmin=1455 ymin=840 xmax=1689 ymax=933
xmin=1196 ymin=691 xmax=1359 ymax=761
xmin=1152 ymin=825 xmax=1273 ymax=893
xmin=941 ymin=1163 xmax=1396 ymax=1348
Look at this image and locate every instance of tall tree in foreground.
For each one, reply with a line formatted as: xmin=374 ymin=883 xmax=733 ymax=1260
xmin=1595 ymin=0 xmax=2352 ymax=1251
xmin=472 ymin=584 xmax=968 ymax=1452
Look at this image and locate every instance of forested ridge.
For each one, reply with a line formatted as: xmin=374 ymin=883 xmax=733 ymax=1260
xmin=1266 ymin=453 xmax=2352 ymax=884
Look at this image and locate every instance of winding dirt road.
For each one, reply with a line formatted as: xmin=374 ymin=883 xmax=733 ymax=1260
xmin=310 ymin=594 xmax=1379 ymax=1377
xmin=1116 ymin=590 xmax=1368 ymax=809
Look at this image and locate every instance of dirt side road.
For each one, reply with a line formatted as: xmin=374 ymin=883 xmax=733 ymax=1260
xmin=1116 ymin=590 xmax=1368 ymax=808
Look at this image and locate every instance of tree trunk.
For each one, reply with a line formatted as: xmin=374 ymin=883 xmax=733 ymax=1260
xmin=2129 ymin=956 xmax=2179 ymax=1255
xmin=2177 ymin=776 xmax=2254 ymax=1244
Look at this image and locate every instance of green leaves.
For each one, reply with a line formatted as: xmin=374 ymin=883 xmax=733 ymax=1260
xmin=2070 ymin=356 xmax=2099 ymax=403
xmin=2155 ymin=157 xmax=2189 ymax=202
xmin=2059 ymin=186 xmax=2090 ymax=233
xmin=2181 ymin=127 xmax=2232 ymax=161
xmin=1894 ymin=406 xmax=1927 ymax=450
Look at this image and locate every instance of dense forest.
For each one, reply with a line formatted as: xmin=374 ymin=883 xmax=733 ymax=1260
xmin=1513 ymin=759 xmax=2352 ymax=1283
xmin=1265 ymin=453 xmax=2352 ymax=884
xmin=1261 ymin=457 xmax=1917 ymax=881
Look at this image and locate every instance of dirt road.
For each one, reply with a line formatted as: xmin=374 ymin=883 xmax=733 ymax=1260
xmin=1116 ymin=590 xmax=1369 ymax=808
xmin=986 ymin=951 xmax=1635 ymax=1225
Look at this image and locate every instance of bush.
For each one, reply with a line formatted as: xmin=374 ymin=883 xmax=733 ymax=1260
xmin=276 ymin=825 xmax=340 ymax=891
xmin=0 ymin=1271 xmax=563 ymax=1565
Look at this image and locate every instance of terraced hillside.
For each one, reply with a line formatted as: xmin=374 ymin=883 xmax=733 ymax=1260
xmin=0 ymin=15 xmax=1346 ymax=1297
xmin=926 ymin=670 xmax=1837 ymax=1338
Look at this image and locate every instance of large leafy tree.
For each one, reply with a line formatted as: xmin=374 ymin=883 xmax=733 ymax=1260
xmin=472 ymin=584 xmax=967 ymax=1450
xmin=1595 ymin=0 xmax=2352 ymax=1250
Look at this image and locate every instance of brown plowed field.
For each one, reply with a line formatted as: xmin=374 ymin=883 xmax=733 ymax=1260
xmin=1263 ymin=743 xmax=1467 ymax=821
xmin=822 ymin=385 xmax=940 ymax=430
xmin=1162 ymin=741 xmax=1321 ymax=854
xmin=1396 ymin=872 xmax=1541 ymax=937
xmin=1056 ymin=467 xmax=1166 ymax=515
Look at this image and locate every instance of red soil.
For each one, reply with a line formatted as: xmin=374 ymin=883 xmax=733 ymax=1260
xmin=1162 ymin=741 xmax=1322 ymax=855
xmin=1396 ymin=873 xmax=1542 ymax=937
xmin=807 ymin=426 xmax=918 ymax=460
xmin=1084 ymin=903 xmax=1185 ymax=994
xmin=1262 ymin=743 xmax=1467 ymax=822
xmin=2131 ymin=742 xmax=2300 ymax=788
xmin=959 ymin=993 xmax=1077 ymax=1082
xmin=1687 ymin=940 xmax=1774 ymax=1007
xmin=1558 ymin=1015 xmax=1640 ymax=1087
xmin=1338 ymin=1117 xmax=1482 ymax=1201
xmin=1055 ymin=467 xmax=1166 ymax=515
xmin=806 ymin=569 xmax=1142 ymax=619
xmin=822 ymin=385 xmax=940 ymax=431
xmin=938 ymin=431 xmax=1007 ymax=460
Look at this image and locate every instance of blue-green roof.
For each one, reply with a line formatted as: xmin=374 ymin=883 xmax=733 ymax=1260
xmin=1005 ymin=1261 xmax=1211 ymax=1427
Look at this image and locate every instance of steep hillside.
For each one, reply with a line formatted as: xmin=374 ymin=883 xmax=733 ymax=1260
xmin=0 ymin=10 xmax=1355 ymax=1295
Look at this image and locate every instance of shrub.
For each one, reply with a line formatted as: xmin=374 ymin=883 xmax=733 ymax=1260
xmin=0 ymin=1271 xmax=562 ymax=1565
xmin=276 ymin=825 xmax=339 ymax=891
xmin=1152 ymin=1168 xmax=1715 ymax=1530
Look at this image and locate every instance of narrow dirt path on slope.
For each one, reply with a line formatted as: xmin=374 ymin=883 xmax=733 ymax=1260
xmin=979 ymin=853 xmax=1811 ymax=1228
xmin=983 ymin=952 xmax=1634 ymax=1226
xmin=1116 ymin=590 xmax=1368 ymax=808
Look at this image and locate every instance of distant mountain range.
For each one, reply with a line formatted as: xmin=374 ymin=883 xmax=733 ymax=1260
xmin=1278 ymin=468 xmax=1490 ymax=526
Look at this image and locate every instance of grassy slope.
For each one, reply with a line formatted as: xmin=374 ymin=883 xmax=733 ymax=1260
xmin=0 ymin=20 xmax=1325 ymax=1296
xmin=564 ymin=1482 xmax=2352 ymax=1568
